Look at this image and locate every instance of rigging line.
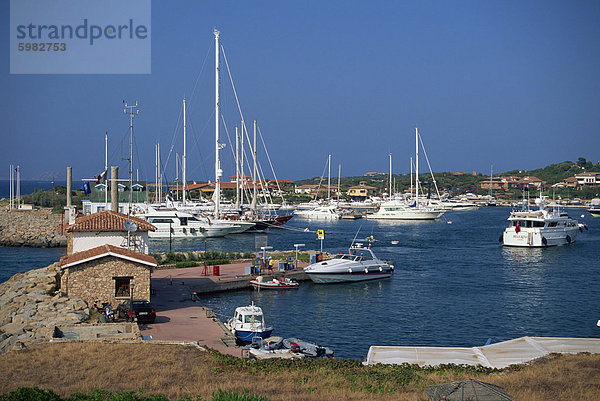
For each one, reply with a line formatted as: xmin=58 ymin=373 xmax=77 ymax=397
xmin=185 ymin=112 xmax=211 ymax=180
xmin=315 ymin=156 xmax=329 ymax=199
xmin=187 ymin=41 xmax=212 ymax=109
xmin=220 ymin=43 xmax=246 ymax=133
xmin=417 ymin=131 xmax=442 ymax=200
xmin=257 ymin=123 xmax=285 ymax=203
xmin=161 ymin=104 xmax=184 ymax=177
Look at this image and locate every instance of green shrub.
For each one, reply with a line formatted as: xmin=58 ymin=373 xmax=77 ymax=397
xmin=212 ymin=390 xmax=268 ymax=401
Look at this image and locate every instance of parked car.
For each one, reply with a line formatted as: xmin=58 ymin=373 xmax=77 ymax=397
xmin=117 ymin=299 xmax=156 ymax=324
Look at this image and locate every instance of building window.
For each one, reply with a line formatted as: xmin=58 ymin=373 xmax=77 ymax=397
xmin=114 ymin=277 xmax=133 ymax=298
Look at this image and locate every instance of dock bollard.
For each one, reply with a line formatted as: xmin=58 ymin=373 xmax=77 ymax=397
xmin=213 ymin=265 xmax=220 ymax=276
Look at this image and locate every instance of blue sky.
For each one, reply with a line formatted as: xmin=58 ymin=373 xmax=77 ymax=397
xmin=2 ymin=0 xmax=599 ymax=182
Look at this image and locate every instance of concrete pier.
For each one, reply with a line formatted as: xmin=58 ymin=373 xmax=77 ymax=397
xmin=139 ymin=262 xmax=308 ymax=356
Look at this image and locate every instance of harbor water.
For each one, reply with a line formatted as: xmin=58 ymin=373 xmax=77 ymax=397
xmin=1 ymin=207 xmax=599 ymax=360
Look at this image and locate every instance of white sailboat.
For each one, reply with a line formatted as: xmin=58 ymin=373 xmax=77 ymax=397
xmin=367 ymin=128 xmax=444 ymax=220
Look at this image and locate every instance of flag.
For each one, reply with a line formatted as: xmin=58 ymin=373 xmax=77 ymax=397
xmin=81 ymin=182 xmax=91 ymax=195
xmin=515 ymin=221 xmax=520 ymax=234
xmin=96 ymin=169 xmax=107 ymax=184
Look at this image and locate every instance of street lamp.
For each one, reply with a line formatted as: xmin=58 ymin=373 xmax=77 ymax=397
xmin=293 ymin=244 xmax=305 ymax=269
xmin=260 ymin=246 xmax=272 ymax=273
xmin=129 ymin=282 xmax=135 ymax=322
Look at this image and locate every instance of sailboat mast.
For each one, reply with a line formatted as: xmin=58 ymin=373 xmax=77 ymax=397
xmin=104 ymin=132 xmax=108 ymax=209
xmin=337 ymin=163 xmax=341 ymax=201
xmin=415 ymin=127 xmax=419 ymax=205
xmin=489 ymin=164 xmax=493 ymax=198
xmin=214 ymin=29 xmax=221 ymax=218
xmin=183 ymin=98 xmax=187 ymax=205
xmin=235 ymin=126 xmax=240 ymax=209
xmin=240 ymin=120 xmax=245 ymax=206
xmin=327 ymin=154 xmax=331 ymax=201
xmin=389 ymin=153 xmax=392 ymax=198
xmin=252 ymin=120 xmax=257 ymax=211
xmin=410 ymin=156 xmax=413 ymax=198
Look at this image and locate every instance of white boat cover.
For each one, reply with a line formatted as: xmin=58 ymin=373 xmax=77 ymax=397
xmin=363 ymin=336 xmax=600 ymax=368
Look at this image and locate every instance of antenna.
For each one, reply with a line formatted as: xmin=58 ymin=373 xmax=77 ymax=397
xmin=123 ymin=100 xmax=139 ymax=219
xmin=124 ymin=220 xmax=138 ymax=233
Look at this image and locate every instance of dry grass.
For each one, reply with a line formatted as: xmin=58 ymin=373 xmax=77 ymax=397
xmin=0 ymin=342 xmax=599 ymax=400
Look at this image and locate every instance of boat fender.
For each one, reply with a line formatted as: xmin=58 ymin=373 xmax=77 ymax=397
xmin=347 ymin=268 xmax=352 ymax=273
xmin=541 ymin=236 xmax=547 ymax=246
xmin=378 ymin=266 xmax=383 ymax=272
xmin=364 ymin=268 xmax=369 ymax=274
xmin=566 ymin=235 xmax=571 ymax=244
xmin=498 ymin=234 xmax=503 ymax=243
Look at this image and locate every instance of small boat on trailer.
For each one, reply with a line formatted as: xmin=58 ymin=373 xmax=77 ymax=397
xmin=250 ymin=276 xmax=299 ymax=289
xmin=225 ymin=303 xmax=273 ymax=344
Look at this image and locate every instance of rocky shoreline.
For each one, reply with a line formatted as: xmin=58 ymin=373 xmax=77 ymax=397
xmin=0 ymin=263 xmax=90 ymax=354
xmin=0 ymin=209 xmax=67 ymax=247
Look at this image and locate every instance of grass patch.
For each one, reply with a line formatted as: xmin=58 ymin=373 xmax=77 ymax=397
xmin=1 ymin=343 xmax=599 ymax=401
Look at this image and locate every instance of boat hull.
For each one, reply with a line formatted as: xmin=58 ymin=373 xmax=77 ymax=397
xmin=234 ymin=328 xmax=274 ymax=344
xmin=250 ymin=280 xmax=299 ymax=289
xmin=366 ymin=210 xmax=443 ymax=220
xmin=306 ymin=271 xmax=392 ymax=284
xmin=502 ymin=227 xmax=581 ymax=247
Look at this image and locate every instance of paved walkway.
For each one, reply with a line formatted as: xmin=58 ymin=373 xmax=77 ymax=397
xmin=139 ymin=262 xmax=307 ymax=357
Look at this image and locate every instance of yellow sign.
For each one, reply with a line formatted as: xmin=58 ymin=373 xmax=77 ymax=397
xmin=317 ymin=229 xmax=324 ymax=240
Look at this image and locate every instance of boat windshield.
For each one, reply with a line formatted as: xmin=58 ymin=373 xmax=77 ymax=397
xmin=244 ymin=314 xmax=262 ymax=324
xmin=334 ymin=254 xmax=355 ymax=260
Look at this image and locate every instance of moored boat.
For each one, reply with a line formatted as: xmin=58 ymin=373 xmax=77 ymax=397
xmin=250 ymin=276 xmax=299 ymax=289
xmin=225 ymin=303 xmax=274 ymax=344
xmin=304 ymin=243 xmax=394 ymax=283
xmin=501 ymin=196 xmax=587 ymax=247
xmin=587 ymin=198 xmax=600 ymax=217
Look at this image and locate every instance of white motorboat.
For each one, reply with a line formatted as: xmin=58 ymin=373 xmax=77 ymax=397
xmin=304 ymin=243 xmax=394 ymax=283
xmin=225 ymin=303 xmax=274 ymax=344
xmin=501 ymin=196 xmax=586 ymax=247
xmin=294 ymin=205 xmax=340 ymax=220
xmin=250 ymin=276 xmax=299 ymax=289
xmin=143 ymin=207 xmax=239 ymax=238
xmin=366 ymin=199 xmax=444 ymax=220
xmin=587 ymin=198 xmax=600 ymax=217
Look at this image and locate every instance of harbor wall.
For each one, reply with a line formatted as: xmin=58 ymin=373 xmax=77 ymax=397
xmin=0 ymin=208 xmax=67 ymax=247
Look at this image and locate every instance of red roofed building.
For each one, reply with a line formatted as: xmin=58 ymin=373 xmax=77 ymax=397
xmin=59 ymin=244 xmax=157 ymax=305
xmin=66 ymin=210 xmax=155 ymax=255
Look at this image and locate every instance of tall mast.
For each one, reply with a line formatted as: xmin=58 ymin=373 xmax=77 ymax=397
xmin=175 ymin=153 xmax=179 ymax=201
xmin=337 ymin=163 xmax=341 ymax=201
xmin=235 ymin=126 xmax=240 ymax=209
xmin=327 ymin=154 xmax=331 ymax=201
xmin=182 ymin=98 xmax=187 ymax=205
xmin=214 ymin=29 xmax=222 ymax=218
xmin=415 ymin=127 xmax=419 ymax=205
xmin=489 ymin=164 xmax=493 ymax=198
xmin=123 ymin=100 xmax=138 ymax=215
xmin=410 ymin=157 xmax=413 ymax=198
xmin=104 ymin=132 xmax=108 ymax=209
xmin=240 ymin=120 xmax=245 ymax=206
xmin=388 ymin=152 xmax=392 ymax=198
xmin=251 ymin=120 xmax=257 ymax=212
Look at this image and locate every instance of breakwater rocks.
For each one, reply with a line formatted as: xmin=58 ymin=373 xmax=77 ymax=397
xmin=0 ymin=263 xmax=89 ymax=354
xmin=0 ymin=209 xmax=67 ymax=247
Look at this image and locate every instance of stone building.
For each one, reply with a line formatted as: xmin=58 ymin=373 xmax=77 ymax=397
xmin=66 ymin=210 xmax=155 ymax=255
xmin=59 ymin=210 xmax=157 ymax=306
xmin=59 ymin=244 xmax=157 ymax=306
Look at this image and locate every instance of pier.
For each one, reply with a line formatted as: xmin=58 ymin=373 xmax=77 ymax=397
xmin=139 ymin=262 xmax=308 ymax=356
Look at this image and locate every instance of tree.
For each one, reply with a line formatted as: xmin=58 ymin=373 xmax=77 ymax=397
xmin=577 ymin=157 xmax=587 ymax=168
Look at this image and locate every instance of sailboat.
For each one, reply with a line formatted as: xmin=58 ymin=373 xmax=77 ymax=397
xmin=294 ymin=154 xmax=341 ymax=220
xmin=366 ymin=128 xmax=444 ymax=220
xmin=487 ymin=164 xmax=498 ymax=206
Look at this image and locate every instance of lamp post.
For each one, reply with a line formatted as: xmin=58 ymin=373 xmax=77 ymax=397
xmin=129 ymin=282 xmax=135 ymax=322
xmin=260 ymin=246 xmax=272 ymax=272
xmin=293 ymin=243 xmax=305 ymax=269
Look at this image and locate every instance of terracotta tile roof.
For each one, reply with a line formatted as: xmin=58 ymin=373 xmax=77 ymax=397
xmin=67 ymin=210 xmax=155 ymax=232
xmin=59 ymin=244 xmax=157 ymax=269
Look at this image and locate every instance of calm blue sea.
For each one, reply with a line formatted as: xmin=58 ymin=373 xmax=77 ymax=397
xmin=0 ymin=180 xmax=67 ymax=199
xmin=1 ymin=207 xmax=599 ymax=360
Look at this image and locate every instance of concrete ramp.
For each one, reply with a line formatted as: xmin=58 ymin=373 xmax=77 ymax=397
xmin=364 ymin=337 xmax=600 ymax=368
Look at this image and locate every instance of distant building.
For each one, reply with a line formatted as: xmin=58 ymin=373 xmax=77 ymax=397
xmin=575 ymin=172 xmax=600 ymax=186
xmin=348 ymin=183 xmax=377 ymax=199
xmin=363 ymin=172 xmax=386 ymax=177
xmin=295 ymin=184 xmax=318 ymax=194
